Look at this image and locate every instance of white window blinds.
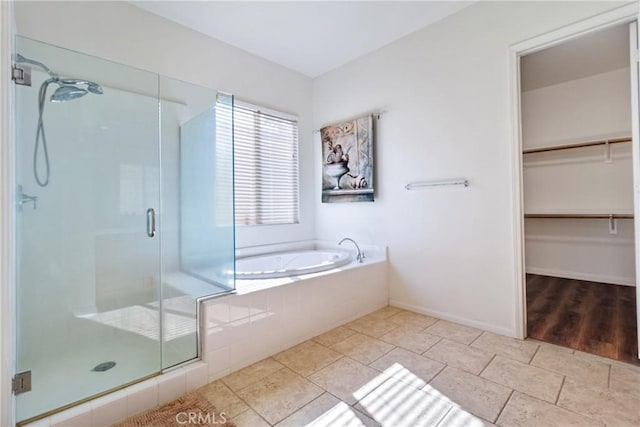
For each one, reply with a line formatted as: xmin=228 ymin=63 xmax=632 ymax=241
xmin=232 ymin=101 xmax=299 ymax=226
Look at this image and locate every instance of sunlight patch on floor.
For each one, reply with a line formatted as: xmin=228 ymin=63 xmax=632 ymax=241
xmin=355 ymin=362 xmax=485 ymax=426
xmin=305 ymin=401 xmax=373 ymax=426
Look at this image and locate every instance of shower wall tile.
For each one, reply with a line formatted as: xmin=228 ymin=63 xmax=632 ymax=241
xmin=229 ymin=339 xmax=254 ymax=371
xmin=157 ymin=370 xmax=187 ymax=405
xmin=26 ymin=418 xmax=50 ymax=427
xmin=185 ymin=362 xmax=209 ymax=392
xmin=125 ymin=379 xmax=158 ymax=418
xmin=203 ymin=325 xmax=231 ymax=354
xmin=50 ymin=402 xmax=92 ymax=427
xmin=229 ymin=294 xmax=251 ymax=322
xmin=90 ymin=390 xmax=127 ymax=426
xmin=250 ymin=315 xmax=279 ymax=357
xmin=250 ymin=291 xmax=269 ymax=319
xmin=206 ymin=346 xmax=231 ymax=380
xmin=268 ymin=287 xmax=286 ymax=316
xmin=205 ymin=299 xmax=230 ymax=326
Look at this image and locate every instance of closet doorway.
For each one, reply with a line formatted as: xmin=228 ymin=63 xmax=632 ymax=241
xmin=520 ymin=22 xmax=639 ymax=365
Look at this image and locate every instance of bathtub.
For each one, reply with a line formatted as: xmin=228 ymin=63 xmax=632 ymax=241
xmin=202 ymin=240 xmax=387 ymax=384
xmin=236 ymin=250 xmax=352 ymax=279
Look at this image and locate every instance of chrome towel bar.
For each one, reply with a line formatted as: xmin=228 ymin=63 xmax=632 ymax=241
xmin=405 ymin=179 xmax=469 ymax=190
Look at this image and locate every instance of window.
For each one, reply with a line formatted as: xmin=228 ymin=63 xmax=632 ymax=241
xmin=228 ymin=100 xmax=299 ymax=226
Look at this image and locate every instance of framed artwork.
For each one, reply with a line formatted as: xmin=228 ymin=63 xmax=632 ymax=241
xmin=321 ymin=114 xmax=374 ymax=203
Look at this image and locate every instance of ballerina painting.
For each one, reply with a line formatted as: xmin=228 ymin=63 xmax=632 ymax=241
xmin=320 ymin=114 xmax=374 ymax=203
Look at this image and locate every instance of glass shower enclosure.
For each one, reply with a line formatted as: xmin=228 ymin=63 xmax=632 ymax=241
xmin=14 ymin=36 xmax=234 ymax=423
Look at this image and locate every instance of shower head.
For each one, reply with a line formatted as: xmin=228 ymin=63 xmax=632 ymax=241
xmin=50 ymin=85 xmax=88 ymax=103
xmin=87 ymin=82 xmax=104 ymax=95
xmin=15 ymin=53 xmax=104 ymax=101
xmin=25 ymin=55 xmax=105 ymax=188
xmin=59 ymin=78 xmax=104 ymax=95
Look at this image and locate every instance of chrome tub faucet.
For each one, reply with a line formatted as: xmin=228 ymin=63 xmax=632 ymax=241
xmin=338 ymin=237 xmax=364 ymax=263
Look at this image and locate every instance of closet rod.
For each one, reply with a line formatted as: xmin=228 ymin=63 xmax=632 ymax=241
xmin=524 ymin=214 xmax=634 ymax=219
xmin=522 ymin=137 xmax=631 ymax=154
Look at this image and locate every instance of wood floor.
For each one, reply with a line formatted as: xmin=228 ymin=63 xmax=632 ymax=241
xmin=527 ymin=274 xmax=640 ymax=365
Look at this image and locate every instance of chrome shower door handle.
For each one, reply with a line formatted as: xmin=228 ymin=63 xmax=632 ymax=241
xmin=146 ymin=208 xmax=156 ymax=238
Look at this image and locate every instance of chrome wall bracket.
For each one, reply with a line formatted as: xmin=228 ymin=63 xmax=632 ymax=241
xmin=17 ymin=185 xmax=37 ymax=211
xmin=12 ymin=371 xmax=31 ymax=395
xmin=12 ymin=64 xmax=31 ymax=86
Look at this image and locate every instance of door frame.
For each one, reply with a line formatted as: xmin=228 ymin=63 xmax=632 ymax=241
xmin=0 ymin=1 xmax=16 ymax=426
xmin=509 ymin=3 xmax=639 ymax=339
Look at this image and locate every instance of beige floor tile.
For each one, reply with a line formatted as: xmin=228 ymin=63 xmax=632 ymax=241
xmin=425 ymin=320 xmax=483 ymax=345
xmin=610 ymin=364 xmax=640 ymax=398
xmin=232 ymin=409 xmax=271 ymax=427
xmin=428 ymin=366 xmax=512 ymax=423
xmin=570 ymin=350 xmax=621 ymax=368
xmin=471 ymin=332 xmax=538 ymax=363
xmin=438 ymin=407 xmax=496 ymax=426
xmin=386 ymin=310 xmax=438 ymax=328
xmin=236 ymin=368 xmax=323 ymax=425
xmin=497 ymin=391 xmax=602 ymax=427
xmin=572 ymin=350 xmax=640 ymax=376
xmin=527 ymin=339 xmax=574 ymax=354
xmin=344 ymin=315 xmax=400 ymax=338
xmin=481 ymin=356 xmax=563 ymax=403
xmin=313 ymin=326 xmax=356 ymax=347
xmin=379 ymin=324 xmax=441 ymax=354
xmin=197 ymin=380 xmax=248 ymax=418
xmin=424 ymin=339 xmax=494 ymax=375
xmin=276 ymin=393 xmax=377 ymax=427
xmin=330 ymin=333 xmax=395 ymax=364
xmin=368 ymin=306 xmax=403 ymax=320
xmin=370 ymin=347 xmax=445 ymax=388
xmin=530 ymin=345 xmax=609 ymax=389
xmin=557 ymin=378 xmax=640 ymax=426
xmin=274 ymin=340 xmax=343 ymax=377
xmin=308 ymin=357 xmax=388 ymax=405
xmin=221 ymin=357 xmax=285 ymax=392
xmin=356 ymin=375 xmax=452 ymax=426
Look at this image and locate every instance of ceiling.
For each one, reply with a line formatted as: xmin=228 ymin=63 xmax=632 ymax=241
xmin=521 ymin=23 xmax=630 ymax=92
xmin=132 ymin=1 xmax=473 ymax=78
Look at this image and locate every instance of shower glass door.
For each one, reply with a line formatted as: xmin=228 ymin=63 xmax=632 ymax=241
xmin=159 ymin=78 xmax=235 ymax=369
xmin=15 ymin=36 xmax=162 ymax=422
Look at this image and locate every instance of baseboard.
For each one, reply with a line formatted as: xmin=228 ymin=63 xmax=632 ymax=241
xmin=526 ymin=267 xmax=635 ymax=286
xmin=389 ymin=300 xmax=517 ymax=338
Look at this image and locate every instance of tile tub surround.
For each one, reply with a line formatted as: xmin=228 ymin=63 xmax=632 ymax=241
xmin=110 ymin=307 xmax=639 ymax=427
xmin=203 ymin=246 xmax=388 ymax=381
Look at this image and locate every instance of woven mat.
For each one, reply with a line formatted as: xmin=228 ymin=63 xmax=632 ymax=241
xmin=114 ymin=392 xmax=235 ymax=427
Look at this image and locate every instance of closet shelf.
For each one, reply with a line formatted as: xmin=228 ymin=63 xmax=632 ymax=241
xmin=522 ymin=137 xmax=631 ymax=154
xmin=524 ymin=213 xmax=634 ymax=219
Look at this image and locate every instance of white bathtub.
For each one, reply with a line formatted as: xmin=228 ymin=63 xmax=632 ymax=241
xmin=236 ymin=250 xmax=352 ymax=279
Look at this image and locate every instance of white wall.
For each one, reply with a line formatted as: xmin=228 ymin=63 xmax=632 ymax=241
xmin=14 ymin=1 xmax=315 ymax=249
xmin=522 ymin=68 xmax=631 ymax=148
xmin=522 ymin=67 xmax=635 ymax=286
xmin=522 ymin=68 xmax=633 ymax=213
xmin=525 ymin=218 xmax=635 ymax=285
xmin=312 ymin=1 xmax=629 ymax=336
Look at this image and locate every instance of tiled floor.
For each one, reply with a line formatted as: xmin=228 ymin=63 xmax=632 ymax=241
xmin=145 ymin=306 xmax=640 ymax=426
